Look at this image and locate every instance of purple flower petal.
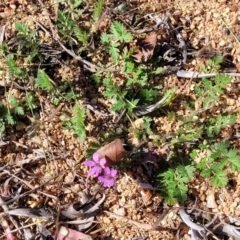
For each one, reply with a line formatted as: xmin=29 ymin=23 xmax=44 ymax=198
xmin=110 ymin=169 xmax=118 ymax=177
xmin=88 ymin=166 xmax=102 ymax=176
xmin=104 ymin=167 xmax=111 ymax=175
xmin=92 ymin=152 xmax=99 ymax=162
xmin=97 ymin=167 xmax=118 ymax=188
xmin=98 ymin=175 xmax=105 ymax=182
xmin=103 ymin=179 xmax=114 ymax=187
xmin=83 ymin=152 xmax=108 ymax=177
xmin=83 ymin=160 xmax=96 ymax=167
xmin=99 ymin=158 xmax=106 ymax=166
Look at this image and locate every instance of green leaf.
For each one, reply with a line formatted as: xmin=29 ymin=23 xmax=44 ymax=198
xmin=202 ymin=78 xmax=212 ymax=90
xmin=35 ymin=69 xmax=53 ymax=91
xmin=184 ymin=165 xmax=196 ymax=180
xmin=9 ymin=95 xmax=18 ymax=108
xmin=125 ymin=61 xmax=135 ymax=74
xmin=227 ymin=149 xmax=240 ymax=170
xmin=74 ymin=26 xmax=88 ymax=45
xmin=6 ymin=113 xmax=14 ymax=125
xmin=101 ymin=32 xmax=110 ymax=45
xmin=200 ymin=168 xmax=212 ymax=177
xmin=15 ymin=106 xmax=24 ymax=115
xmin=64 ymin=103 xmax=86 ymax=143
xmin=6 ymin=54 xmax=27 ymax=78
xmin=112 ymin=99 xmax=126 ymax=112
xmin=158 ymin=165 xmax=195 ymax=204
xmin=126 ymin=99 xmax=139 ymax=112
xmin=190 ymin=150 xmax=198 ymax=160
xmin=93 ymin=0 xmax=104 ymax=22
xmin=155 ymin=67 xmax=163 ymax=74
xmin=109 ymin=45 xmax=120 ymax=63
xmin=15 ymin=22 xmax=28 ymax=34
xmin=138 ymin=89 xmax=159 ymax=103
xmin=110 ymin=21 xmax=133 ymax=42
xmin=211 ymin=171 xmax=228 ymax=187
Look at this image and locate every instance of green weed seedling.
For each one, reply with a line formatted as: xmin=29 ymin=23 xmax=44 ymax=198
xmin=0 ymin=95 xmax=24 ymax=133
xmin=101 ymin=21 xmax=133 ymax=64
xmin=63 ymin=102 xmax=86 ymax=143
xmin=157 ymin=72 xmax=238 ymax=204
xmin=192 ymin=142 xmax=240 ymax=187
xmin=158 ymin=165 xmax=196 ymax=204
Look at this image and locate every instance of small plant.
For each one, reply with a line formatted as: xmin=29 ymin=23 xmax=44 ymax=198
xmin=35 ymin=69 xmax=54 ymax=91
xmin=102 ymin=73 xmax=139 ymax=114
xmin=15 ymin=22 xmax=40 ymax=63
xmin=158 ymin=165 xmax=196 ymax=204
xmin=194 ymin=74 xmax=231 ymax=109
xmin=6 ymin=54 xmax=28 ymax=78
xmin=157 ymin=72 xmax=238 ymax=203
xmin=63 ymin=102 xmax=86 ymax=143
xmin=200 ymin=55 xmax=223 ymax=73
xmin=84 ymin=152 xmax=118 ymax=187
xmin=62 ymin=0 xmax=86 ymax=20
xmin=92 ymin=0 xmax=104 ymax=28
xmin=205 ymin=114 xmax=236 ymax=137
xmin=0 ymin=95 xmax=24 ymax=133
xmin=57 ymin=9 xmax=88 ymax=49
xmin=101 ymin=21 xmax=133 ymax=63
xmin=192 ymin=142 xmax=240 ymax=187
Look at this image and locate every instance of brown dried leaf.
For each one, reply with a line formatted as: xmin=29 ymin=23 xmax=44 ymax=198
xmin=133 ymin=33 xmax=157 ymax=63
xmin=140 ymin=188 xmax=152 ymax=206
xmin=97 ymin=138 xmax=132 ymax=166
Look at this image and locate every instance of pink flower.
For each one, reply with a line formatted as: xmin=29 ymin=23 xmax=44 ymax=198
xmin=98 ymin=167 xmax=118 ymax=187
xmin=83 ymin=152 xmax=106 ymax=177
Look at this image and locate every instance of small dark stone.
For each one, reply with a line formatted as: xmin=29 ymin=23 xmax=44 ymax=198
xmin=223 ymin=28 xmax=230 ymax=35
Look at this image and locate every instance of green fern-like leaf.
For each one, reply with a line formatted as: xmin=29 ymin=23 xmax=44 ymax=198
xmin=9 ymin=95 xmax=18 ymax=108
xmin=6 ymin=113 xmax=14 ymax=125
xmin=35 ymin=70 xmax=53 ymax=91
xmin=211 ymin=171 xmax=228 ymax=187
xmin=15 ymin=106 xmax=24 ymax=115
xmin=15 ymin=22 xmax=28 ymax=35
xmin=202 ymin=78 xmax=212 ymax=90
xmin=6 ymin=54 xmax=27 ymax=78
xmin=74 ymin=25 xmax=88 ymax=45
xmin=200 ymin=168 xmax=212 ymax=178
xmin=226 ymin=149 xmax=240 ymax=170
xmin=111 ymin=99 xmax=126 ymax=112
xmin=93 ymin=0 xmax=104 ymax=22
xmin=158 ymin=165 xmax=196 ymax=204
xmin=207 ymin=114 xmax=236 ymax=137
xmin=215 ymin=74 xmax=231 ymax=88
xmin=109 ymin=44 xmax=120 ymax=63
xmin=101 ymin=32 xmax=110 ymax=45
xmin=64 ymin=103 xmax=86 ymax=143
xmin=110 ymin=21 xmax=133 ymax=42
xmin=183 ymin=165 xmax=196 ymax=180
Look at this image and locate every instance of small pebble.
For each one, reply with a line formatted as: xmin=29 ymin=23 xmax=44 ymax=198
xmin=113 ymin=207 xmax=126 ymax=216
xmin=219 ymin=40 xmax=226 ymax=47
xmin=219 ymin=193 xmax=226 ymax=202
xmin=223 ymin=28 xmax=230 ymax=35
xmin=206 ymin=190 xmax=217 ymax=208
xmin=90 ymin=98 xmax=97 ymax=105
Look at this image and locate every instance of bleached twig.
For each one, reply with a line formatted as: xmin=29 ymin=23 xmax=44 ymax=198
xmin=177 ymin=70 xmax=240 ymax=79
